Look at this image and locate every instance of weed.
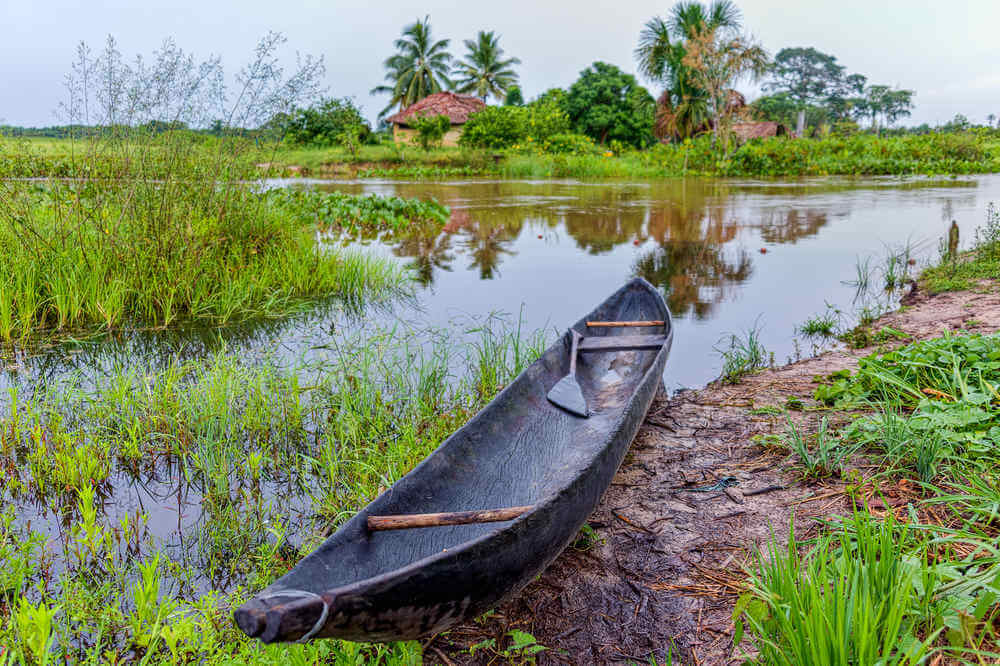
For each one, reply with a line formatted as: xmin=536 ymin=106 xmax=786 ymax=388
xmin=780 ymin=417 xmax=852 ymax=479
xmin=715 ymin=321 xmax=769 ymax=384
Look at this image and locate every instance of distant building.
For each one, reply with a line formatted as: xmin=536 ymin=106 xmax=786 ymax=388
xmin=385 ymin=92 xmax=486 ymax=146
xmin=730 ymin=121 xmax=789 ymax=141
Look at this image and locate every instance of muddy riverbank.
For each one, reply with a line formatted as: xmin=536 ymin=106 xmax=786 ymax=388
xmin=428 ymin=280 xmax=1000 ymax=665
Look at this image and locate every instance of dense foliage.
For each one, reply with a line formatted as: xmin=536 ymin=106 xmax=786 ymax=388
xmin=563 ymin=62 xmax=656 ymax=147
xmin=282 ymin=97 xmax=371 ymax=148
xmin=459 ymin=101 xmax=572 ymax=150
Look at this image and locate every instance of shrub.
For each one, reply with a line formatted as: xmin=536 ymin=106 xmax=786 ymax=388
xmin=525 ymin=98 xmax=570 ymax=142
xmin=540 ymin=133 xmax=599 ymax=155
xmin=283 ymin=97 xmax=371 ymax=147
xmin=460 ymin=106 xmax=527 ymax=150
xmin=410 ymin=114 xmax=451 ymax=151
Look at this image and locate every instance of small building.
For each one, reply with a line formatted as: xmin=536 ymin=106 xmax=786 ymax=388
xmin=730 ymin=121 xmax=788 ymax=142
xmin=384 ymin=92 xmax=486 ymax=146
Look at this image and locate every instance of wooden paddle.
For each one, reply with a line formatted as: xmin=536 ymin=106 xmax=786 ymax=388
xmin=368 ymin=506 xmax=533 ymax=531
xmin=586 ymin=320 xmax=665 ymax=327
xmin=546 ymin=329 xmax=588 ymax=417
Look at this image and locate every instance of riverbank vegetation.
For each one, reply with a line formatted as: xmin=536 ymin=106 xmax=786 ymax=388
xmin=0 ymin=318 xmax=546 ymax=663
xmin=729 ymin=207 xmax=1000 ymax=663
xmin=0 ymin=37 xmax=459 ymax=344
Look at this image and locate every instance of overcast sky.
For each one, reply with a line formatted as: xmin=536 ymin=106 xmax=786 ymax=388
xmin=2 ymin=0 xmax=998 ymax=128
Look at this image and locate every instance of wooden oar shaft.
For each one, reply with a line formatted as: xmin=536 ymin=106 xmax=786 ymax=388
xmin=367 ymin=506 xmax=533 ymax=531
xmin=586 ymin=320 xmax=665 ymax=327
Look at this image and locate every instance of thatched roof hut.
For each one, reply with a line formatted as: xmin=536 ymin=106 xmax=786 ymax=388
xmin=385 ymin=92 xmax=486 ymax=146
xmin=385 ymin=92 xmax=485 ymax=127
xmin=730 ymin=121 xmax=788 ymax=141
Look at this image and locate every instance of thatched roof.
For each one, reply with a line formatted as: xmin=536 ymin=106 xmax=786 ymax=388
xmin=384 ymin=92 xmax=486 ymax=127
xmin=731 ymin=121 xmax=787 ymax=140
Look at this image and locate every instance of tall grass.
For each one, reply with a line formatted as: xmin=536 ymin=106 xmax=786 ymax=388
xmin=737 ymin=512 xmax=939 ymax=665
xmin=0 ymin=35 xmax=425 ymax=343
xmin=0 ymin=316 xmax=548 ymax=662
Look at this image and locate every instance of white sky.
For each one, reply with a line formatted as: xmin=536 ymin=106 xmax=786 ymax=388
xmin=2 ymin=0 xmax=997 ymax=127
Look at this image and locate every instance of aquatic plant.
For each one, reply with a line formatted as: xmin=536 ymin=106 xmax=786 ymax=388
xmin=0 ymin=316 xmax=547 ymax=663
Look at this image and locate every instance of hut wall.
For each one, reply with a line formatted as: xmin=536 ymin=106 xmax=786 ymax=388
xmin=393 ymin=125 xmax=464 ymax=147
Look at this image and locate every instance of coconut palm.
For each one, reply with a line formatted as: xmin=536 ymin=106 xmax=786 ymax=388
xmin=452 ymin=31 xmax=521 ymax=102
xmin=371 ymin=17 xmax=453 ymax=117
xmin=635 ymin=0 xmax=742 ymax=140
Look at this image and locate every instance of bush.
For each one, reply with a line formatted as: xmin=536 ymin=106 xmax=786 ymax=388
xmin=410 ymin=114 xmax=451 ymax=151
xmin=525 ymin=98 xmax=570 ymax=142
xmin=540 ymin=133 xmax=599 ymax=155
xmin=460 ymin=106 xmax=527 ymax=150
xmin=284 ymin=97 xmax=371 ymax=147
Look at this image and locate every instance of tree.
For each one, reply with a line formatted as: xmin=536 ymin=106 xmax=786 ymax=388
xmin=283 ymin=97 xmax=370 ymax=146
xmin=453 ymin=31 xmax=521 ymax=102
xmin=988 ymin=113 xmax=996 ymax=128
xmin=682 ymin=28 xmax=768 ymax=147
xmin=371 ymin=17 xmax=452 ymax=117
xmin=635 ymin=0 xmax=743 ymax=140
xmin=861 ymin=84 xmax=914 ymax=132
xmin=762 ymin=48 xmax=873 ymax=131
xmin=764 ymin=48 xmax=844 ymax=108
xmin=563 ymin=62 xmax=655 ymax=147
xmin=504 ymin=85 xmax=524 ymax=106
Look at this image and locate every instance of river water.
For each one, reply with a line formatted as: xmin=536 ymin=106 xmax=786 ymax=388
xmin=301 ymin=174 xmax=999 ymax=390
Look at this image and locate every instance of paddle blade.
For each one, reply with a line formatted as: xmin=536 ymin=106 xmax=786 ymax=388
xmin=547 ymin=375 xmax=589 ymax=417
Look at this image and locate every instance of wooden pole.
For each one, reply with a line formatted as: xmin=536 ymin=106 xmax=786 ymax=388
xmin=586 ymin=320 xmax=665 ymax=328
xmin=367 ymin=506 xmax=533 ymax=532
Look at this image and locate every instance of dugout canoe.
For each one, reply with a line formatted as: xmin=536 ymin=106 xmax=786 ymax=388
xmin=234 ymin=277 xmax=673 ymax=643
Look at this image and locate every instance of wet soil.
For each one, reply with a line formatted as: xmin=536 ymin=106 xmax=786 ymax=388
xmin=428 ymin=281 xmax=1000 ymax=665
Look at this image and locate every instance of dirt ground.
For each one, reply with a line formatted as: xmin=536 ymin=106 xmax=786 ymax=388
xmin=427 ymin=282 xmax=1000 ymax=665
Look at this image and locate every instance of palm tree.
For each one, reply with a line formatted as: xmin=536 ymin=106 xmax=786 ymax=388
xmin=371 ymin=17 xmax=453 ymax=117
xmin=452 ymin=31 xmax=521 ymax=102
xmin=634 ymin=1 xmax=742 ymax=140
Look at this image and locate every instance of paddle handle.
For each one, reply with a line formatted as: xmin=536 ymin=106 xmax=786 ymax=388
xmin=367 ymin=506 xmax=533 ymax=531
xmin=586 ymin=320 xmax=665 ymax=327
xmin=569 ymin=329 xmax=581 ymax=376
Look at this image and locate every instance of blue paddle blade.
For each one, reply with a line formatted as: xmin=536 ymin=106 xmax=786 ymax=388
xmin=547 ymin=375 xmax=589 ymax=417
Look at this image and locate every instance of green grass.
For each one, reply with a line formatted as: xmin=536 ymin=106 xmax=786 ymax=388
xmin=923 ymin=202 xmax=1000 ymax=293
xmin=0 ymin=316 xmax=548 ymax=663
xmin=0 ymin=134 xmax=458 ymax=342
xmin=715 ymin=321 xmax=771 ymax=384
xmin=11 ymin=130 xmax=999 ymax=181
xmin=738 ymin=329 xmax=1000 ymax=662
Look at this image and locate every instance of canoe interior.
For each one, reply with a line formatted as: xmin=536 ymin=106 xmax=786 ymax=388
xmin=270 ymin=279 xmax=669 ymax=594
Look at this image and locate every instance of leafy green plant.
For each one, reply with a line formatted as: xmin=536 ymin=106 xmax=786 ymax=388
xmin=410 ymin=114 xmax=451 ymax=151
xmin=780 ymin=417 xmax=853 ymax=479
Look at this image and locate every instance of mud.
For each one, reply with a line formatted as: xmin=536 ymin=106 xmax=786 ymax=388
xmin=428 ymin=281 xmax=1000 ymax=665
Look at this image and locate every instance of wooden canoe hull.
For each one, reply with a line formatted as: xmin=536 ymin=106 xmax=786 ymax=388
xmin=234 ymin=278 xmax=673 ymax=643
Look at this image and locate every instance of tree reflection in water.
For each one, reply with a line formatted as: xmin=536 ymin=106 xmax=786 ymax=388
xmin=379 ymin=179 xmax=855 ymax=313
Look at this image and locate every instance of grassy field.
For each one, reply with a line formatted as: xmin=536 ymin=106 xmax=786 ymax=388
xmin=8 ymin=131 xmax=999 ymax=181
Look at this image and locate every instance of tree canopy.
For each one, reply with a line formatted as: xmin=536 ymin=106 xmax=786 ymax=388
xmin=758 ymin=46 xmax=914 ymax=131
xmin=634 ymin=0 xmax=747 ymax=140
xmin=452 ymin=31 xmax=521 ymax=102
xmin=371 ymin=17 xmax=452 ymax=117
xmin=563 ymin=62 xmax=655 ymax=147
